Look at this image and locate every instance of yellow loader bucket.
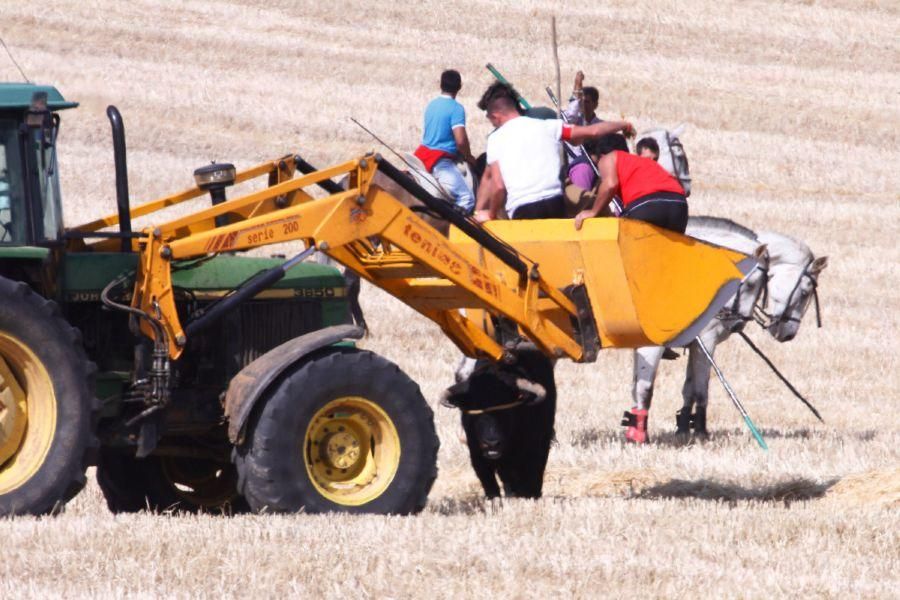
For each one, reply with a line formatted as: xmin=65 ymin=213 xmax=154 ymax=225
xmin=450 ymin=218 xmax=755 ymax=350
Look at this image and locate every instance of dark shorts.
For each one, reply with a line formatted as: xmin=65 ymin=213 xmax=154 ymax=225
xmin=511 ymin=195 xmax=566 ymax=220
xmin=622 ymin=192 xmax=688 ymax=233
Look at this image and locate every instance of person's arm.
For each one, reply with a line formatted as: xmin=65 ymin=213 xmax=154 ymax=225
xmin=562 ymin=70 xmax=585 ymax=123
xmin=452 ymin=126 xmax=476 ymax=165
xmin=574 ymin=153 xmax=618 ymax=230
xmin=474 ymin=162 xmax=506 ymax=223
xmin=449 ymin=102 xmax=475 ymax=165
xmin=567 ymin=120 xmax=634 ymax=146
xmin=562 ymin=97 xmax=581 ymax=123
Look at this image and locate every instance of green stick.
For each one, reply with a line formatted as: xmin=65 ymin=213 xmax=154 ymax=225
xmin=695 ymin=336 xmax=768 ymax=451
xmin=485 ymin=63 xmax=532 ymax=111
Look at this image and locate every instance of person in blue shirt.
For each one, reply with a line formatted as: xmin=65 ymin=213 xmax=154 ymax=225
xmin=414 ymin=70 xmax=476 ymax=213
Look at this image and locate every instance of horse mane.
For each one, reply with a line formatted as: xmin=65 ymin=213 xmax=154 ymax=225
xmin=689 ymin=216 xmax=758 ymax=240
xmin=757 ymin=229 xmax=813 ymax=265
xmin=689 ymin=216 xmax=814 ymax=266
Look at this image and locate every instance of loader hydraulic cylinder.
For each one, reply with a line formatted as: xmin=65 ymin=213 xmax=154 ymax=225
xmin=183 ymin=245 xmax=316 ymax=339
xmin=373 ymin=156 xmax=529 ymax=280
xmin=294 ymin=156 xmax=345 ymax=195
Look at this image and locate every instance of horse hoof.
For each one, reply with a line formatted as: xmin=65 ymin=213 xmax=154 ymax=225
xmin=662 ymin=348 xmax=680 ymax=360
xmin=693 ymin=429 xmax=710 ymax=442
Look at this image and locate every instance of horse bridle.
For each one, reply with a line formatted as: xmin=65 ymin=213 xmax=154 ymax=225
xmin=721 ymin=261 xmax=769 ymax=324
xmin=752 ymin=259 xmax=822 ymax=329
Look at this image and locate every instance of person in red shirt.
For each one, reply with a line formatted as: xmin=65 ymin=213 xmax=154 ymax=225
xmin=573 ymin=137 xmax=688 ymax=233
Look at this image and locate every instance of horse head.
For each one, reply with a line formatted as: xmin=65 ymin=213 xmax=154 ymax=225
xmin=757 ymin=231 xmax=828 ymax=341
xmin=638 ymin=124 xmax=691 ymax=197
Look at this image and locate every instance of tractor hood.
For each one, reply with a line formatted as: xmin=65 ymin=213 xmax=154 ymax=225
xmin=61 ymin=253 xmax=346 ymax=302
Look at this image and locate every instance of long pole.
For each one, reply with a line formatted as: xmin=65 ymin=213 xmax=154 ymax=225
xmin=348 ymin=117 xmax=453 ymax=203
xmin=545 ymin=86 xmax=623 ymax=215
xmin=550 ymin=18 xmax=565 ymax=166
xmin=551 ymin=17 xmax=562 ymax=127
xmin=695 ymin=336 xmax=769 ymax=451
xmin=737 ymin=331 xmax=824 ymax=423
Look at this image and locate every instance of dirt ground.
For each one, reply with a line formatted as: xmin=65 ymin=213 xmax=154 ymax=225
xmin=2 ymin=0 xmax=899 ymax=597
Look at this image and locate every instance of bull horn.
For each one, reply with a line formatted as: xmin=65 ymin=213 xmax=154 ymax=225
xmin=455 ymin=356 xmax=478 ymax=383
xmin=516 ymin=378 xmax=546 ymax=403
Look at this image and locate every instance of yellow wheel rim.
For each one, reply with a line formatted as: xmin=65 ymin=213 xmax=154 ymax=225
xmin=0 ymin=333 xmax=56 ymax=495
xmin=304 ymin=396 xmax=400 ymax=506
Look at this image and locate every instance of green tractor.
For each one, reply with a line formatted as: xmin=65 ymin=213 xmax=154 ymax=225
xmin=0 ymin=83 xmax=438 ymax=516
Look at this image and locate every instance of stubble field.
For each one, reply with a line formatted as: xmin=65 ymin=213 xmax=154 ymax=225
xmin=2 ymin=0 xmax=899 ymax=597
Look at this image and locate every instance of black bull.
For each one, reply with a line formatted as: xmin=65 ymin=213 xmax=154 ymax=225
xmin=442 ymin=348 xmax=556 ymax=499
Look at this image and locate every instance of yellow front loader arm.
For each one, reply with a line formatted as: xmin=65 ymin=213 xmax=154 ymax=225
xmin=122 ymin=153 xmax=751 ymax=364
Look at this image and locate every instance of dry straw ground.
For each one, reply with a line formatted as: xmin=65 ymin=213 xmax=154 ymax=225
xmin=2 ymin=0 xmax=899 ymax=597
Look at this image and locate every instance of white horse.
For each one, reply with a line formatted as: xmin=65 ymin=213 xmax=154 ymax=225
xmin=637 ymin=124 xmax=692 ymax=197
xmin=626 ymin=216 xmax=828 ymax=442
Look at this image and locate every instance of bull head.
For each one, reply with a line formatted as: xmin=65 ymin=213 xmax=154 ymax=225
xmin=441 ymin=366 xmax=546 ymax=413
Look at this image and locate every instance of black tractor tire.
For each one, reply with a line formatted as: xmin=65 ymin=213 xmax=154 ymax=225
xmin=0 ymin=278 xmax=97 ymax=517
xmin=96 ymin=449 xmax=248 ymax=514
xmin=234 ymin=348 xmax=438 ymax=515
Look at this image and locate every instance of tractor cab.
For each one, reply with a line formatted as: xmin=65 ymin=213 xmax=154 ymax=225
xmin=0 ymin=83 xmax=77 ymax=246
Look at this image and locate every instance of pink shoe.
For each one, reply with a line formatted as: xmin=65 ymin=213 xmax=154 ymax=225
xmin=622 ymin=409 xmax=649 ymax=444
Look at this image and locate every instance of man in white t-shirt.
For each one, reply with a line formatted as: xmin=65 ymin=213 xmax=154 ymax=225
xmin=474 ymin=82 xmax=634 ymax=221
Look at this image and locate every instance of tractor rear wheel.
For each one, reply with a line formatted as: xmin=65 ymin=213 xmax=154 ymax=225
xmin=96 ymin=449 xmax=248 ymax=514
xmin=0 ymin=278 xmax=97 ymax=516
xmin=234 ymin=348 xmax=438 ymax=514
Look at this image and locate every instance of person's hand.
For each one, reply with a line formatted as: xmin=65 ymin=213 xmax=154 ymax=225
xmin=474 ymin=209 xmax=493 ymax=223
xmin=622 ymin=122 xmax=636 ymax=138
xmin=574 ymin=70 xmax=585 ymax=88
xmin=574 ymin=209 xmax=596 ymax=230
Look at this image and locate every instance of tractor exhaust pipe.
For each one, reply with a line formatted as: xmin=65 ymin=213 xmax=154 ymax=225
xmin=106 ymin=105 xmax=133 ymax=252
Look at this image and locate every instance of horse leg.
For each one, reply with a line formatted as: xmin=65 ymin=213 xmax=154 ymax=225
xmin=625 ymin=347 xmax=664 ymax=444
xmin=682 ymin=334 xmax=718 ymax=440
xmin=676 ymin=345 xmax=695 ymax=436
